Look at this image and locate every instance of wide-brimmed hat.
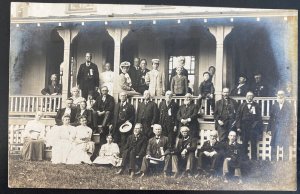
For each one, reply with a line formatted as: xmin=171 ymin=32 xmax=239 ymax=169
xmin=120 ymin=61 xmax=131 ymax=68
xmin=119 ymin=121 xmax=132 ymax=133
xmin=151 ymin=59 xmax=160 ymax=64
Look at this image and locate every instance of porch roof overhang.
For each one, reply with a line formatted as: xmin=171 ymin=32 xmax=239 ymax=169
xmin=10 ymin=9 xmax=297 ymax=24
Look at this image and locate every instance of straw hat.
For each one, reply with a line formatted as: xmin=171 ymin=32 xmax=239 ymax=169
xmin=119 ymin=121 xmax=132 ymax=133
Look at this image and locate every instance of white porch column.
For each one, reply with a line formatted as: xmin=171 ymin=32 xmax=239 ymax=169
xmin=208 ymin=26 xmax=233 ymax=100
xmin=106 ymin=28 xmax=130 ymax=101
xmin=57 ymin=28 xmax=79 ymax=104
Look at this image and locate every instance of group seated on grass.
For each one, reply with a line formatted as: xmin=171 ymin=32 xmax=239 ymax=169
xmin=23 ymin=112 xmax=249 ymax=183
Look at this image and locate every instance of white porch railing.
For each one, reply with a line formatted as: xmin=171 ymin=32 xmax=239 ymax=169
xmin=9 ymin=95 xmax=62 ymax=116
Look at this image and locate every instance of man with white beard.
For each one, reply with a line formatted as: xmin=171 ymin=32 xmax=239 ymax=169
xmin=267 ymin=90 xmax=294 ymax=161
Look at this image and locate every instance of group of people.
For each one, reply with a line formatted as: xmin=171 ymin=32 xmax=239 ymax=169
xmin=22 ymin=52 xmax=293 ymax=183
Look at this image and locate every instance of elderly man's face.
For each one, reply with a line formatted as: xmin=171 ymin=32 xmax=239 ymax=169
xmin=101 ymin=87 xmax=108 ymax=95
xmin=185 ymin=95 xmax=192 ymax=104
xmin=133 ymin=125 xmax=142 ymax=135
xmin=152 ymin=63 xmax=159 ymax=70
xmin=66 ymin=100 xmax=73 ymax=108
xmin=277 ymin=91 xmax=285 ymax=103
xmin=165 ymin=91 xmax=173 ymax=101
xmin=228 ymin=131 xmax=237 ymax=142
xmin=153 ymin=126 xmax=162 ymax=136
xmin=238 ymin=77 xmax=246 ymax=84
xmin=119 ymin=93 xmax=127 ymax=102
xmin=246 ymin=92 xmax=254 ymax=102
xmin=121 ymin=66 xmax=129 ymax=74
xmin=51 ymin=75 xmax=57 ymax=81
xmin=254 ymin=75 xmax=261 ymax=83
xmin=140 ymin=60 xmax=147 ymax=70
xmin=181 ymin=129 xmax=189 ymax=138
xmin=210 ymin=133 xmax=218 ymax=142
xmin=222 ymin=88 xmax=230 ymax=99
xmin=80 ymin=101 xmax=86 ymax=110
xmin=143 ymin=91 xmax=150 ymax=100
xmin=85 ymin=53 xmax=92 ymax=62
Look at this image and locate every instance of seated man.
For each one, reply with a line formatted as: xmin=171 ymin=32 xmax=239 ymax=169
xmin=55 ymin=98 xmax=77 ymax=126
xmin=41 ymin=74 xmax=61 ymax=95
xmin=116 ymin=123 xmax=147 ymax=178
xmin=170 ymin=126 xmax=197 ymax=178
xmin=222 ymin=131 xmax=245 ymax=184
xmin=74 ymin=100 xmax=93 ymax=129
xmin=139 ymin=124 xmax=171 ymax=178
xmin=195 ymin=130 xmax=223 ymax=177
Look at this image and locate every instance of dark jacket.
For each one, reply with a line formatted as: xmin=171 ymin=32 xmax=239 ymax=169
xmin=170 ymin=67 xmax=189 ymax=87
xmin=251 ymin=81 xmax=269 ymax=97
xmin=123 ymin=133 xmax=148 ymax=157
xmin=55 ymin=107 xmax=77 ymax=126
xmin=92 ymin=94 xmax=115 ymax=113
xmin=173 ymin=136 xmax=197 ymax=154
xmin=171 ymin=75 xmax=188 ymax=95
xmin=128 ymin=65 xmax=141 ymax=91
xmin=214 ymin=98 xmax=238 ymax=121
xmin=177 ymin=103 xmax=199 ymax=131
xmin=146 ymin=136 xmax=169 ymax=158
xmin=230 ymin=83 xmax=249 ymax=97
xmin=77 ymin=62 xmax=100 ymax=90
xmin=267 ymin=101 xmax=294 ymax=146
xmin=136 ymin=100 xmax=158 ymax=125
xmin=198 ymin=140 xmax=222 ymax=153
xmin=221 ymin=141 xmax=245 ymax=168
xmin=74 ymin=109 xmax=93 ymax=127
xmin=112 ymin=102 xmax=135 ymax=134
xmin=199 ymin=80 xmax=215 ymax=98
xmin=41 ymin=84 xmax=62 ymax=95
xmin=159 ymin=100 xmax=179 ymax=130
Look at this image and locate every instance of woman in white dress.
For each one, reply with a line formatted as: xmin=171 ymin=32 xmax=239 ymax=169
xmin=93 ymin=134 xmax=121 ymax=166
xmin=21 ymin=111 xmax=46 ymax=161
xmin=66 ymin=116 xmax=94 ymax=164
xmin=100 ymin=62 xmax=114 ymax=95
xmin=47 ymin=114 xmax=75 ymax=164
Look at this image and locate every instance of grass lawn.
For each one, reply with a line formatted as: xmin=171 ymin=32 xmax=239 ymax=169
xmin=8 ymin=157 xmax=296 ymax=190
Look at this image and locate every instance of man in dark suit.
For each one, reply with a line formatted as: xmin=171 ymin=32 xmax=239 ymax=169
xmin=222 ymin=131 xmax=245 ymax=184
xmin=74 ymin=100 xmax=93 ymax=128
xmin=214 ymin=88 xmax=238 ymax=142
xmin=195 ymin=130 xmax=223 ymax=177
xmin=177 ymin=93 xmax=199 ymax=138
xmin=137 ymin=59 xmax=150 ymax=94
xmin=139 ymin=124 xmax=171 ymax=178
xmin=236 ymin=91 xmax=263 ymax=160
xmin=116 ymin=123 xmax=148 ymax=178
xmin=169 ymin=56 xmax=189 ymax=89
xmin=159 ymin=90 xmax=179 ymax=148
xmin=136 ymin=90 xmax=159 ymax=139
xmin=169 ymin=126 xmax=197 ymax=178
xmin=55 ymin=98 xmax=77 ymax=125
xmin=41 ymin=74 xmax=62 ymax=95
xmin=111 ymin=92 xmax=135 ymax=154
xmin=231 ymin=75 xmax=249 ymax=96
xmin=267 ymin=90 xmax=294 ymax=161
xmin=128 ymin=57 xmax=141 ymax=92
xmin=77 ymin=52 xmax=100 ymax=100
xmin=92 ymin=86 xmax=115 ymax=133
xmin=251 ymin=73 xmax=269 ymax=97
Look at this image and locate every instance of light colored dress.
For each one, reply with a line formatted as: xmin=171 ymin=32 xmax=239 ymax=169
xmin=21 ymin=120 xmax=46 ymax=161
xmin=46 ymin=125 xmax=75 ymax=164
xmin=66 ymin=125 xmax=94 ymax=164
xmin=100 ymin=71 xmax=114 ymax=95
xmin=93 ymin=142 xmax=122 ymax=166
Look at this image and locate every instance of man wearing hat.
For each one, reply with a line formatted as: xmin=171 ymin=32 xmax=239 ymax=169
xmin=77 ymin=52 xmax=100 ymax=100
xmin=250 ymin=73 xmax=269 ymax=97
xmin=117 ymin=61 xmax=140 ymax=96
xmin=230 ymin=75 xmax=249 ymax=96
xmin=145 ymin=59 xmax=165 ymax=97
xmin=139 ymin=124 xmax=171 ymax=178
xmin=116 ymin=123 xmax=148 ymax=178
xmin=111 ymin=92 xmax=135 ymax=155
xmin=169 ymin=56 xmax=189 ymax=89
xmin=136 ymin=90 xmax=159 ymax=139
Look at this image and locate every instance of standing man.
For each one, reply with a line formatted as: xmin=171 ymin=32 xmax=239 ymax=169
xmin=128 ymin=57 xmax=141 ymax=91
xmin=267 ymin=90 xmax=294 ymax=161
xmin=92 ymin=86 xmax=115 ymax=138
xmin=177 ymin=93 xmax=199 ymax=138
xmin=111 ymin=92 xmax=135 ymax=154
xmin=136 ymin=90 xmax=159 ymax=139
xmin=137 ymin=59 xmax=150 ymax=94
xmin=214 ymin=88 xmax=238 ymax=142
xmin=158 ymin=90 xmax=179 ymax=148
xmin=77 ymin=52 xmax=100 ymax=100
xmin=236 ymin=91 xmax=263 ymax=160
xmin=230 ymin=75 xmax=249 ymax=96
xmin=145 ymin=59 xmax=165 ymax=97
xmin=251 ymin=73 xmax=269 ymax=97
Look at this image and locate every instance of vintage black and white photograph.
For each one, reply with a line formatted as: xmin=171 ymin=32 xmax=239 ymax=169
xmin=8 ymin=2 xmax=297 ymax=190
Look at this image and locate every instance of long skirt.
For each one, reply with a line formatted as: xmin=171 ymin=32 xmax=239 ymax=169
xmin=51 ymin=140 xmax=73 ymax=164
xmin=21 ymin=139 xmax=45 ymax=161
xmin=93 ymin=155 xmax=122 ymax=166
xmin=66 ymin=142 xmax=94 ymax=164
